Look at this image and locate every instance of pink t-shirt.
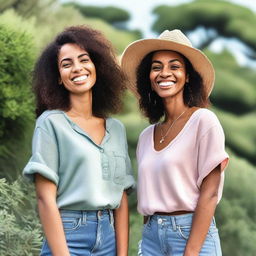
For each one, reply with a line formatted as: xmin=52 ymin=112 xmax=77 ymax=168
xmin=137 ymin=108 xmax=229 ymax=216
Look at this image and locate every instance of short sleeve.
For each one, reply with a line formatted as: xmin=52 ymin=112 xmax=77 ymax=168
xmin=197 ymin=124 xmax=229 ymax=188
xmin=23 ymin=127 xmax=59 ymax=185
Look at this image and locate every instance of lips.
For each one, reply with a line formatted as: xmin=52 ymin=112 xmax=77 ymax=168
xmin=72 ymin=75 xmax=88 ymax=82
xmin=158 ymin=81 xmax=175 ymax=87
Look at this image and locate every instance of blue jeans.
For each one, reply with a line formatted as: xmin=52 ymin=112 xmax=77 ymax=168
xmin=40 ymin=210 xmax=116 ymax=256
xmin=138 ymin=213 xmax=222 ymax=256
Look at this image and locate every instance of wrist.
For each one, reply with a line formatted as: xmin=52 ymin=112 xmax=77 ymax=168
xmin=184 ymin=252 xmax=199 ymax=256
xmin=184 ymin=247 xmax=200 ymax=256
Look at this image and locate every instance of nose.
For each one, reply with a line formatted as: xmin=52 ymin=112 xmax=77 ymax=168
xmin=159 ymin=66 xmax=172 ymax=78
xmin=72 ymin=61 xmax=83 ymax=72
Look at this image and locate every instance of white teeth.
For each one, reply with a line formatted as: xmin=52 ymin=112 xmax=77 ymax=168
xmin=73 ymin=75 xmax=88 ymax=82
xmin=159 ymin=81 xmax=175 ymax=87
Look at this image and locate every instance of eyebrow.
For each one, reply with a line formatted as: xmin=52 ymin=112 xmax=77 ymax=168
xmin=60 ymin=53 xmax=89 ymax=64
xmin=152 ymin=59 xmax=182 ymax=64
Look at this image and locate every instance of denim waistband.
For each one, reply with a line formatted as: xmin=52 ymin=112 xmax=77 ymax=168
xmin=59 ymin=209 xmax=112 ymax=219
xmin=150 ymin=213 xmax=216 ymax=228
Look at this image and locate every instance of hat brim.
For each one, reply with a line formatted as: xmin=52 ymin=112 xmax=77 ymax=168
xmin=121 ymin=38 xmax=215 ymax=97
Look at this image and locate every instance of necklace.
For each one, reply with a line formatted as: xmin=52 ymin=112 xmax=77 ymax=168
xmin=159 ymin=108 xmax=188 ymax=143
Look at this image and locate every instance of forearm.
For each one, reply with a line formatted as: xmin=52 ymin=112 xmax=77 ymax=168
xmin=184 ymin=194 xmax=218 ymax=256
xmin=114 ymin=191 xmax=129 ymax=256
xmin=38 ymin=199 xmax=70 ymax=256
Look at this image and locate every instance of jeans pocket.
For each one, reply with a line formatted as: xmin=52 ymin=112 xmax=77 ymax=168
xmin=178 ymin=225 xmax=191 ymax=240
xmin=62 ymin=216 xmax=81 ymax=233
xmin=113 ymin=152 xmax=126 ymax=185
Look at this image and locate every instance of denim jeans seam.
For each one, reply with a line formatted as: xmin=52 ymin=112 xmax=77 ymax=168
xmin=177 ymin=225 xmax=189 ymax=240
xmin=160 ymin=226 xmax=168 ymax=255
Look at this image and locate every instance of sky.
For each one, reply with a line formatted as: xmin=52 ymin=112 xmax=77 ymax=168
xmin=61 ymin=0 xmax=256 ymax=66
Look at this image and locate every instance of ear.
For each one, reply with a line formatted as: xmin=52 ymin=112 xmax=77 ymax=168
xmin=58 ymin=77 xmax=62 ymax=85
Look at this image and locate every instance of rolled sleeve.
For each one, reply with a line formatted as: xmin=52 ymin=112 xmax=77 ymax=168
xmin=197 ymin=125 xmax=229 ymax=188
xmin=23 ymin=127 xmax=59 ymax=185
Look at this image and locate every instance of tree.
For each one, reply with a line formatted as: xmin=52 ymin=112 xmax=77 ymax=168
xmin=153 ymin=0 xmax=256 ymax=56
xmin=0 ymin=0 xmax=57 ymax=19
xmin=64 ymin=2 xmax=130 ymax=28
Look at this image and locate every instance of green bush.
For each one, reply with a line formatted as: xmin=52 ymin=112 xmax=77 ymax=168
xmin=0 ymin=177 xmax=42 ymax=255
xmin=216 ymin=150 xmax=256 ymax=256
xmin=0 ymin=23 xmax=35 ymax=158
xmin=0 ymin=16 xmax=36 ymax=182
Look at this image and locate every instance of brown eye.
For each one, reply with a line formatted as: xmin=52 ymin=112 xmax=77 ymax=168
xmin=151 ymin=65 xmax=161 ymax=71
xmin=62 ymin=63 xmax=71 ymax=68
xmin=81 ymin=58 xmax=89 ymax=63
xmin=170 ymin=65 xmax=180 ymax=70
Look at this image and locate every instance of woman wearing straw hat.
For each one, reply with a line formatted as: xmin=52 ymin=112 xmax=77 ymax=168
xmin=121 ymin=29 xmax=229 ymax=255
xmin=23 ymin=25 xmax=135 ymax=256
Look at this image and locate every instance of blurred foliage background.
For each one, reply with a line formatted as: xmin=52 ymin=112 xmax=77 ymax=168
xmin=0 ymin=0 xmax=255 ymax=255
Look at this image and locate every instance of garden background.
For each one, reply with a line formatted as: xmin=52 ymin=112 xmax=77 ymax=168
xmin=0 ymin=0 xmax=255 ymax=255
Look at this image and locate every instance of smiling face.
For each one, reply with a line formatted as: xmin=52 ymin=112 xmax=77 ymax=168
xmin=58 ymin=43 xmax=96 ymax=96
xmin=150 ymin=50 xmax=188 ymax=101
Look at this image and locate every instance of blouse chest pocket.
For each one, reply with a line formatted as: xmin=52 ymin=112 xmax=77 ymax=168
xmin=112 ymin=152 xmax=126 ymax=185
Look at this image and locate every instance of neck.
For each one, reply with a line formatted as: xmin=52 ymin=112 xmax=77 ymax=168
xmin=68 ymin=92 xmax=93 ymax=119
xmin=163 ymin=97 xmax=188 ymax=122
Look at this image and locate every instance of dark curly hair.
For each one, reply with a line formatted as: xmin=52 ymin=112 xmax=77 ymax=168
xmin=136 ymin=51 xmax=209 ymax=124
xmin=33 ymin=25 xmax=126 ymax=117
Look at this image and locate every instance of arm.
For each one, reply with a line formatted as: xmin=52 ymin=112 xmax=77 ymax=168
xmin=184 ymin=165 xmax=221 ymax=256
xmin=114 ymin=191 xmax=129 ymax=256
xmin=35 ymin=174 xmax=70 ymax=256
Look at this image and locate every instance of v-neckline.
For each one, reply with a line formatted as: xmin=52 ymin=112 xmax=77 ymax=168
xmin=61 ymin=111 xmax=110 ymax=147
xmin=152 ymin=108 xmax=203 ymax=153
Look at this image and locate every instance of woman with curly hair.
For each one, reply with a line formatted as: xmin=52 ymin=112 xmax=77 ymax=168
xmin=23 ymin=25 xmax=135 ymax=256
xmin=121 ymin=30 xmax=229 ymax=255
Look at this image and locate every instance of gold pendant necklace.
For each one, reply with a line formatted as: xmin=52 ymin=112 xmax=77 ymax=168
xmin=159 ymin=108 xmax=188 ymax=144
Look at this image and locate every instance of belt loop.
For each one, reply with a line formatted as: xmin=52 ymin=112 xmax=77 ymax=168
xmin=82 ymin=211 xmax=87 ymax=224
xmin=109 ymin=210 xmax=114 ymax=225
xmin=97 ymin=210 xmax=102 ymax=220
xmin=171 ymin=216 xmax=177 ymax=231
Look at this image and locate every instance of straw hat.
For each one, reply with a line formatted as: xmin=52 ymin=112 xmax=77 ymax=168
xmin=121 ymin=29 xmax=215 ymax=96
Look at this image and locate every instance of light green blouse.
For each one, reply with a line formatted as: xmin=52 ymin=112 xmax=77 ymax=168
xmin=23 ymin=110 xmax=135 ymax=210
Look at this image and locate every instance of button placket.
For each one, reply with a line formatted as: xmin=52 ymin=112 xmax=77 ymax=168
xmin=101 ymin=149 xmax=110 ymax=180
